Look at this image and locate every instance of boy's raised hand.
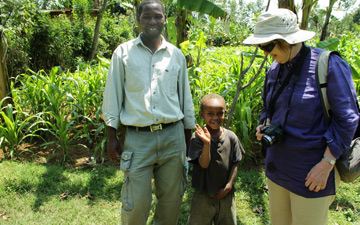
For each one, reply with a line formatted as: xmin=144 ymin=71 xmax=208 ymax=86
xmin=195 ymin=124 xmax=211 ymax=144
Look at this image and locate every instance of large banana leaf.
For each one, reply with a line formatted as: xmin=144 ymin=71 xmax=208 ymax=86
xmin=316 ymin=38 xmax=340 ymax=51
xmin=169 ymin=0 xmax=227 ymax=18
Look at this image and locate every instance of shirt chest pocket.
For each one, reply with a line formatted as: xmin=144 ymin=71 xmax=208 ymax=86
xmin=156 ymin=65 xmax=179 ymax=95
xmin=125 ymin=65 xmax=147 ymax=92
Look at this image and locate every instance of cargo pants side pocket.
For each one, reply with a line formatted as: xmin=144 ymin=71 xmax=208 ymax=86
xmin=120 ymin=151 xmax=134 ymax=211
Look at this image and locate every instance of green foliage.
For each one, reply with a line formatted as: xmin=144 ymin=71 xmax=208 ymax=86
xmin=42 ymin=110 xmax=80 ymax=162
xmin=36 ymin=0 xmax=73 ymax=9
xmin=169 ymin=0 xmax=227 ymax=19
xmin=96 ymin=12 xmax=134 ymax=59
xmin=185 ymin=42 xmax=266 ymax=160
xmin=166 ymin=17 xmax=177 ymax=46
xmin=335 ymin=34 xmax=360 ymax=84
xmin=28 ymin=14 xmax=75 ymax=72
xmin=1 ymin=0 xmax=38 ymax=77
xmin=353 ymin=7 xmax=360 ymax=24
xmin=0 ymin=98 xmax=44 ymax=159
xmin=181 ymin=29 xmax=207 ymax=67
xmin=3 ymin=0 xmax=134 ymax=78
xmin=229 ymin=59 xmax=265 ymax=158
xmin=316 ymin=36 xmax=360 ymax=92
xmin=2 ymin=0 xmax=360 ymax=165
xmin=9 ymin=60 xmax=107 ymax=162
xmin=182 ymin=0 xmax=263 ymax=47
xmin=315 ymin=38 xmax=341 ymax=51
xmin=317 ymin=6 xmax=360 ymax=37
xmin=72 ymin=0 xmax=92 ymax=19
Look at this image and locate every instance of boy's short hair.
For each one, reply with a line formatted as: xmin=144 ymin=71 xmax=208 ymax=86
xmin=138 ymin=0 xmax=165 ymax=16
xmin=200 ymin=93 xmax=226 ymax=111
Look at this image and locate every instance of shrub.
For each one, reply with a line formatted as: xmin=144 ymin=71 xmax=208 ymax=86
xmin=4 ymin=0 xmax=135 ymax=77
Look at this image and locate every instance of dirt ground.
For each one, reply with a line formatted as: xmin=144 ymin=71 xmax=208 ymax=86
xmin=0 ymin=127 xmax=127 ymax=168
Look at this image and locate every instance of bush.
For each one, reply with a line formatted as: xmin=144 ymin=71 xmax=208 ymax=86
xmin=3 ymin=0 xmax=38 ymax=78
xmin=4 ymin=1 xmax=134 ymax=78
xmin=97 ymin=12 xmax=134 ymax=59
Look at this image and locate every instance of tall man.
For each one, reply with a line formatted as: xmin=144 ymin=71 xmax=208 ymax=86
xmin=102 ymin=0 xmax=196 ymax=224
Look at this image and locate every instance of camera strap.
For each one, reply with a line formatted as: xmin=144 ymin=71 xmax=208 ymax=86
xmin=267 ymin=45 xmax=311 ymax=120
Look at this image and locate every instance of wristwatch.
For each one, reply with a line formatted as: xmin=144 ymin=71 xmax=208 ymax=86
xmin=323 ymin=156 xmax=336 ymax=165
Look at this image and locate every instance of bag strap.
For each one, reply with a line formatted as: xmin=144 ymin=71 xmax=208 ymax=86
xmin=315 ymin=50 xmax=341 ymax=126
xmin=315 ymin=50 xmax=360 ymax=137
xmin=268 ymin=45 xmax=311 ymax=119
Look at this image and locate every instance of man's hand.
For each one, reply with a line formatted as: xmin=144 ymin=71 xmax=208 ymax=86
xmin=107 ymin=126 xmax=122 ymax=163
xmin=107 ymin=138 xmax=122 ymax=163
xmin=185 ymin=129 xmax=192 ymax=157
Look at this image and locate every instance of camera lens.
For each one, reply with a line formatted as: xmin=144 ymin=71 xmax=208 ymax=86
xmin=261 ymin=135 xmax=275 ymax=148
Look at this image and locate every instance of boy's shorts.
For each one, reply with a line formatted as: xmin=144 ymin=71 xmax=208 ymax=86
xmin=188 ymin=190 xmax=236 ymax=225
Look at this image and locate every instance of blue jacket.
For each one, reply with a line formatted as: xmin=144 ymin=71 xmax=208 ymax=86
xmin=260 ymin=45 xmax=359 ymax=198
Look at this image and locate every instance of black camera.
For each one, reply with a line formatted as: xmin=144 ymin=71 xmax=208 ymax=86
xmin=260 ymin=124 xmax=284 ymax=150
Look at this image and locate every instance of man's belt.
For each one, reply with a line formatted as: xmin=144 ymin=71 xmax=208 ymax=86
xmin=128 ymin=122 xmax=177 ymax=132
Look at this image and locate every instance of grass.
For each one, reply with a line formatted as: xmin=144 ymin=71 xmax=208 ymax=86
xmin=0 ymin=160 xmax=359 ymax=224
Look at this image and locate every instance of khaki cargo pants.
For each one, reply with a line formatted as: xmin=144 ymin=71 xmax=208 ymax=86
xmin=120 ymin=121 xmax=187 ymax=225
xmin=268 ymin=167 xmax=341 ymax=225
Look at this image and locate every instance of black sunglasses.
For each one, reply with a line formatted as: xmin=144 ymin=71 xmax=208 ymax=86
xmin=258 ymin=41 xmax=278 ymax=53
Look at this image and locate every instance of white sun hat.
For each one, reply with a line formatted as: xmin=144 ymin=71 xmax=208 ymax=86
xmin=243 ymin=8 xmax=315 ymax=45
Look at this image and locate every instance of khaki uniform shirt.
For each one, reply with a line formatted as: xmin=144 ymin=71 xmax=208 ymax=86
xmin=102 ymin=35 xmax=196 ymax=129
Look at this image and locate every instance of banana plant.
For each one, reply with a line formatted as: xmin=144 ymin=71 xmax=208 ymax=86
xmin=133 ymin=0 xmax=226 ymax=47
xmin=170 ymin=0 xmax=226 ymax=47
xmin=316 ymin=38 xmax=360 ymax=82
xmin=168 ymin=0 xmax=227 ymax=19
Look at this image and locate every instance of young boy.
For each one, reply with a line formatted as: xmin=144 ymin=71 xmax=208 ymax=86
xmin=188 ymin=93 xmax=244 ymax=225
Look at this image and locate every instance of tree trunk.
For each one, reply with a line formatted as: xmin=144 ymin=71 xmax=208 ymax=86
xmin=300 ymin=0 xmax=317 ymax=30
xmin=175 ymin=9 xmax=187 ymax=48
xmin=88 ymin=0 xmax=108 ymax=62
xmin=133 ymin=0 xmax=141 ymax=35
xmin=278 ymin=0 xmax=296 ymax=13
xmin=0 ymin=32 xmax=9 ymax=102
xmin=265 ymin=0 xmax=271 ymax=11
xmin=320 ymin=0 xmax=337 ymax=41
xmin=134 ymin=0 xmax=140 ymax=17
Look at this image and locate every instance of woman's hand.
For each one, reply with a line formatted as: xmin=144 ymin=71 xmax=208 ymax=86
xmin=256 ymin=124 xmax=265 ymax=141
xmin=305 ymin=146 xmax=336 ymax=192
xmin=256 ymin=119 xmax=270 ymax=141
xmin=305 ymin=159 xmax=334 ymax=192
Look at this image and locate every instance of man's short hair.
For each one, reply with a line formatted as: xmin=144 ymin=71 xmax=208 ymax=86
xmin=138 ymin=0 xmax=165 ymax=17
xmin=200 ymin=93 xmax=226 ymax=111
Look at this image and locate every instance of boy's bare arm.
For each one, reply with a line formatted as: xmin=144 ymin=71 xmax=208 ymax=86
xmin=213 ymin=164 xmax=238 ymax=200
xmin=195 ymin=124 xmax=211 ymax=168
xmin=227 ymin=164 xmax=238 ymax=189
